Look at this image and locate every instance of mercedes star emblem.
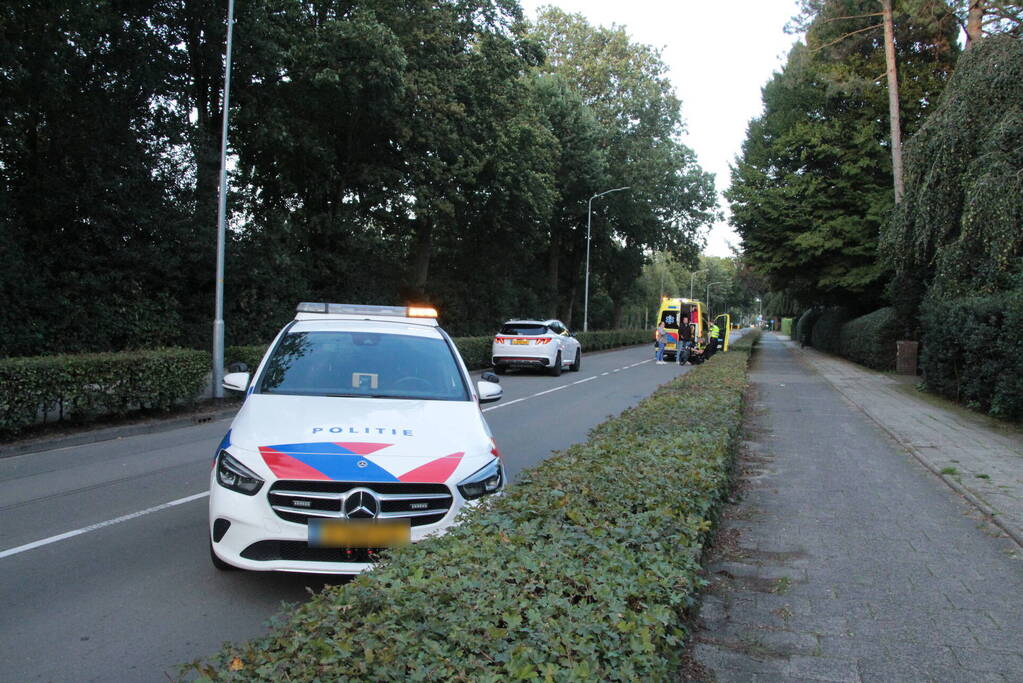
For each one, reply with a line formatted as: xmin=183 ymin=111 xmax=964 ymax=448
xmin=343 ymin=488 xmax=379 ymax=519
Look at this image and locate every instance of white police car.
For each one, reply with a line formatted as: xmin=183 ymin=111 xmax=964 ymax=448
xmin=491 ymin=319 xmax=582 ymax=376
xmin=209 ymin=303 xmax=505 ymax=574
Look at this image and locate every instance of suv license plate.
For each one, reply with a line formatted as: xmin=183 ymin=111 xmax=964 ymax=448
xmin=308 ymin=519 xmax=410 ymax=548
xmin=511 ymin=339 xmax=529 ymax=345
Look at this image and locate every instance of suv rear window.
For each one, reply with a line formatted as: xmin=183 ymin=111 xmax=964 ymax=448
xmin=500 ymin=324 xmax=548 ymax=336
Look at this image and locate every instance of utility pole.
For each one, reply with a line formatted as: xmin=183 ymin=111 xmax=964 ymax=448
xmin=882 ymin=0 xmax=904 ymax=203
xmin=689 ymin=269 xmax=707 ymax=300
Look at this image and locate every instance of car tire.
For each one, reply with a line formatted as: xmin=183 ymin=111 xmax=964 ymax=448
xmin=494 ymin=364 xmax=506 ymax=375
xmin=570 ymin=349 xmax=581 ymax=372
xmin=549 ymin=351 xmax=562 ymax=376
xmin=210 ymin=538 xmax=237 ymax=571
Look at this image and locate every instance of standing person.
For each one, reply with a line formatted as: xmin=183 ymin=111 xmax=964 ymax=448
xmin=654 ymin=321 xmax=667 ymax=364
xmin=676 ymin=314 xmax=693 ymax=365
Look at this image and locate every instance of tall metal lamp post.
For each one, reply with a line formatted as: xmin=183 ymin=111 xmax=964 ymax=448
xmin=212 ymin=0 xmax=236 ymax=400
xmin=706 ymin=281 xmax=725 ymax=318
xmin=584 ymin=186 xmax=630 ymax=332
xmin=689 ymin=269 xmax=707 ymax=300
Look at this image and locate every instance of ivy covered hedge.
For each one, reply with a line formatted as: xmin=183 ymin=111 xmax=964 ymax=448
xmin=190 ymin=332 xmax=761 ymax=681
xmin=920 ymin=289 xmax=1023 ymax=421
xmin=0 ymin=348 xmax=210 ymax=436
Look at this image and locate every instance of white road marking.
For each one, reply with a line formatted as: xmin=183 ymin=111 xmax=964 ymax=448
xmin=572 ymin=376 xmax=597 ymax=385
xmin=601 ymin=372 xmax=609 ymax=376
xmin=0 ymin=491 xmax=209 ymax=560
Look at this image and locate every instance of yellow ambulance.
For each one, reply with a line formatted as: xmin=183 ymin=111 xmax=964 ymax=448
xmin=655 ymin=297 xmax=704 ymax=362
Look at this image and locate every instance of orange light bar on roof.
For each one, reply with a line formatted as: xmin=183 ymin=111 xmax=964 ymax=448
xmin=407 ymin=306 xmax=438 ymax=318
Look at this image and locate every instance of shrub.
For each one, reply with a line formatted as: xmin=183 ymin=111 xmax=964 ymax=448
xmin=839 ymin=307 xmax=901 ymax=371
xmin=795 ymin=308 xmax=822 ymax=346
xmin=452 ymin=336 xmax=492 ymax=370
xmin=189 ymin=333 xmax=762 ymax=681
xmin=810 ymin=306 xmax=851 ymax=353
xmin=0 ymin=348 xmax=210 ymax=436
xmin=919 ymin=288 xmax=1023 ymax=421
xmin=780 ymin=317 xmax=794 ymax=337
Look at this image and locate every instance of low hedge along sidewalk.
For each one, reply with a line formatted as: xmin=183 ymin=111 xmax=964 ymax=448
xmin=191 ymin=332 xmax=760 ymax=681
xmin=0 ymin=348 xmax=210 ymax=436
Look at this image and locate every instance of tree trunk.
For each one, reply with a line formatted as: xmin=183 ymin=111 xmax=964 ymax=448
xmin=546 ymin=229 xmax=560 ymax=318
xmin=410 ymin=216 xmax=433 ymax=292
xmin=966 ymin=0 xmax=984 ymax=48
xmin=611 ymin=299 xmax=624 ymax=329
xmin=881 ymin=0 xmax=905 ymax=204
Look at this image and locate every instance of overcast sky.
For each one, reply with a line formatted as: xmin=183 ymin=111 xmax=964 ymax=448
xmin=518 ymin=0 xmax=804 ymax=257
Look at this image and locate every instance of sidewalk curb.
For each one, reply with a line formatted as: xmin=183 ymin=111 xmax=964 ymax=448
xmin=0 ymin=406 xmax=240 ymax=459
xmin=784 ymin=339 xmax=1023 ymax=551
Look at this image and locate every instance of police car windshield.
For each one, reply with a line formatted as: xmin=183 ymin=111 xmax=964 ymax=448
xmin=258 ymin=331 xmax=469 ymax=401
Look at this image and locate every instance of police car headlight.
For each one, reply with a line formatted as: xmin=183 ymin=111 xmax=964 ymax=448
xmin=216 ymin=450 xmax=264 ymax=496
xmin=457 ymin=459 xmax=504 ymax=500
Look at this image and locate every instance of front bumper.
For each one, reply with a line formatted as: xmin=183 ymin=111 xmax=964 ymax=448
xmin=208 ymin=474 xmax=464 ymax=574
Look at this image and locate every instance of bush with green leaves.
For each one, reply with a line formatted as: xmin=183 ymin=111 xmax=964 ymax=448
xmin=810 ymin=306 xmax=851 ymax=354
xmin=0 ymin=348 xmax=210 ymax=436
xmin=189 ymin=332 xmax=761 ymax=681
xmin=919 ymin=288 xmax=1023 ymax=421
xmin=838 ymin=307 xmax=901 ymax=371
xmin=794 ymin=308 xmax=821 ymax=347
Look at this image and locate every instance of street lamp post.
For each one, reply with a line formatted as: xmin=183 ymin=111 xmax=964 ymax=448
xmin=689 ymin=269 xmax=707 ymax=300
xmin=212 ymin=0 xmax=236 ymax=400
xmin=706 ymin=281 xmax=725 ymax=318
xmin=584 ymin=186 xmax=630 ymax=332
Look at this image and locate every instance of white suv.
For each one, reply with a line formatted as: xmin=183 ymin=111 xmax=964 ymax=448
xmin=491 ymin=319 xmax=582 ymax=376
xmin=209 ymin=303 xmax=505 ymax=574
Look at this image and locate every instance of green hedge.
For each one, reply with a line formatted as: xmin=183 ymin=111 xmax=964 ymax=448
xmin=920 ymin=288 xmax=1023 ymax=421
xmin=228 ymin=330 xmax=652 ymax=374
xmin=838 ymin=307 xmax=901 ymax=371
xmin=795 ymin=308 xmax=821 ymax=346
xmin=780 ymin=317 xmax=794 ymax=337
xmin=189 ymin=332 xmax=761 ymax=681
xmin=0 ymin=348 xmax=210 ymax=436
xmin=810 ymin=306 xmax=851 ymax=354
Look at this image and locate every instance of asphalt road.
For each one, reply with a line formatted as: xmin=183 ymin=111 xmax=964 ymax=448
xmin=0 ymin=341 xmax=714 ymax=681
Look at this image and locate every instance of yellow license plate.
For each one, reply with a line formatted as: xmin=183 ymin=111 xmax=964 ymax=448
xmin=308 ymin=519 xmax=410 ymax=548
xmin=511 ymin=339 xmax=529 ymax=345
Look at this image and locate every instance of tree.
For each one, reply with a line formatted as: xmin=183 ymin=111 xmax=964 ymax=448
xmin=729 ymin=0 xmax=958 ymax=310
xmin=881 ymin=35 xmax=1023 ymax=322
xmin=528 ymin=8 xmax=716 ymax=328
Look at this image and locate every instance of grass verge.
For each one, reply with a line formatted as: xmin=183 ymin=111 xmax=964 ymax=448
xmin=189 ymin=332 xmax=761 ymax=681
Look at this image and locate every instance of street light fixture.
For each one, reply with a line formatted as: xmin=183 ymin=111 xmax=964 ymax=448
xmin=212 ymin=0 xmax=236 ymax=400
xmin=689 ymin=269 xmax=707 ymax=300
xmin=584 ymin=186 xmax=630 ymax=332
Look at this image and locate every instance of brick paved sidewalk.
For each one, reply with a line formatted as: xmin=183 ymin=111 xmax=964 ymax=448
xmin=790 ymin=337 xmax=1023 ymax=546
xmin=688 ymin=333 xmax=1023 ymax=682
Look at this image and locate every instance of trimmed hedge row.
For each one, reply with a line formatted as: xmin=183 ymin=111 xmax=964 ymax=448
xmin=794 ymin=307 xmax=822 ymax=346
xmin=809 ymin=306 xmax=851 ymax=354
xmin=190 ymin=332 xmax=761 ymax=681
xmin=920 ymin=289 xmax=1023 ymax=421
xmin=227 ymin=329 xmax=652 ymax=374
xmin=0 ymin=348 xmax=210 ymax=436
xmin=838 ymin=307 xmax=901 ymax=371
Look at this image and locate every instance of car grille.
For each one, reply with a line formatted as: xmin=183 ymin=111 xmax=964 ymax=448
xmin=240 ymin=540 xmax=386 ymax=564
xmin=268 ymin=480 xmax=452 ymax=527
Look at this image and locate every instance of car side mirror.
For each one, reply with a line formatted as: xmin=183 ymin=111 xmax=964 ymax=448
xmin=477 ymin=380 xmax=503 ymax=404
xmin=481 ymin=371 xmax=500 ymax=384
xmin=223 ymin=372 xmax=251 ymax=392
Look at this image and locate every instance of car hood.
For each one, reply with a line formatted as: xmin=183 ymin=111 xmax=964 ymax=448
xmin=223 ymin=394 xmax=494 ymax=484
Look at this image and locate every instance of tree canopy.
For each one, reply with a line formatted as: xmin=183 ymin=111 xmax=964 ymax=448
xmin=0 ymin=0 xmax=716 ymax=356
